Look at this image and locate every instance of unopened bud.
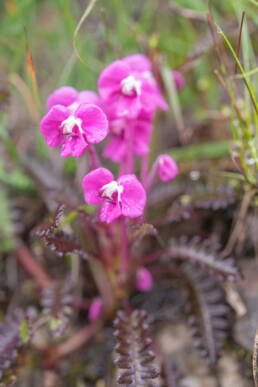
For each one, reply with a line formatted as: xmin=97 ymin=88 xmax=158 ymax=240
xmin=136 ymin=268 xmax=153 ymax=292
xmin=89 ymin=299 xmax=102 ymax=322
xmin=158 ymin=154 xmax=178 ymax=182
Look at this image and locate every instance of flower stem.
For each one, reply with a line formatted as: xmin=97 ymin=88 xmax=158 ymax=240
xmin=125 ymin=121 xmax=134 ymax=173
xmin=121 ymin=216 xmax=129 ymax=274
xmin=141 ymin=154 xmax=148 ymax=189
xmin=88 ymin=144 xmax=100 ymax=170
xmin=15 ymin=241 xmax=51 ymax=289
xmin=56 ymin=322 xmax=99 ymax=358
xmin=146 ymin=160 xmax=158 ymax=191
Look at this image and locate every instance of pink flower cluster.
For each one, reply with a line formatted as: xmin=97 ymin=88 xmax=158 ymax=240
xmin=39 ymin=54 xmax=182 ymax=224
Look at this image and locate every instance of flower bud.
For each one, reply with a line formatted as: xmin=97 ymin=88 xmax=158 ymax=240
xmin=136 ymin=268 xmax=153 ymax=292
xmin=89 ymin=299 xmax=102 ymax=322
xmin=172 ymin=70 xmax=185 ymax=91
xmin=158 ymin=154 xmax=178 ymax=182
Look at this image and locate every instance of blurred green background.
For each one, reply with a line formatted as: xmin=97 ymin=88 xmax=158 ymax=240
xmin=0 ymin=0 xmax=256 ymax=112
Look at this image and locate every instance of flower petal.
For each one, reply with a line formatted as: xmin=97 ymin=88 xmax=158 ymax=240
xmin=82 ymin=168 xmax=114 ymax=205
xmin=132 ymin=119 xmax=152 ymax=155
xmin=78 ymin=91 xmax=100 ymax=106
xmin=123 ymin=54 xmax=152 ymax=73
xmin=100 ymin=201 xmax=122 ymax=224
xmin=40 ymin=105 xmax=69 ymax=147
xmin=116 ymin=95 xmax=142 ymax=119
xmin=102 ymin=137 xmax=126 ymax=163
xmin=118 ymin=174 xmax=146 ymax=218
xmin=75 ymin=104 xmax=108 ymax=144
xmin=61 ymin=135 xmax=87 ymax=158
xmin=98 ymin=60 xmax=130 ymax=101
xmin=47 ymin=86 xmax=78 ymax=110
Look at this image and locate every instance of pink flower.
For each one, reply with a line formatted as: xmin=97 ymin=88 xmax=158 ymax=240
xmin=103 ymin=110 xmax=152 ymax=163
xmin=40 ymin=104 xmax=108 ymax=158
xmin=158 ymin=154 xmax=178 ymax=182
xmin=172 ymin=71 xmax=185 ymax=91
xmin=98 ymin=54 xmax=167 ymax=119
xmin=136 ymin=268 xmax=153 ymax=292
xmin=123 ymin=54 xmax=168 ymax=112
xmin=82 ymin=168 xmax=146 ymax=223
xmin=89 ymin=299 xmax=102 ymax=322
xmin=47 ymin=86 xmax=100 ymax=113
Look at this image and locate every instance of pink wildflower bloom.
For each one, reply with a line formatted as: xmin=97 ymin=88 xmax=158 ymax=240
xmin=136 ymin=268 xmax=153 ymax=292
xmin=123 ymin=54 xmax=168 ymax=111
xmin=82 ymin=168 xmax=146 ymax=224
xmin=102 ymin=110 xmax=152 ymax=163
xmin=47 ymin=86 xmax=100 ymax=113
xmin=123 ymin=54 xmax=152 ymax=72
xmin=172 ymin=70 xmax=185 ymax=91
xmin=89 ymin=299 xmax=102 ymax=322
xmin=158 ymin=154 xmax=178 ymax=182
xmin=40 ymin=104 xmax=108 ymax=158
xmin=98 ymin=55 xmax=167 ymax=119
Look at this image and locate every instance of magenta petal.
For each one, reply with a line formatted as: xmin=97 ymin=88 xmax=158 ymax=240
xmin=78 ymin=91 xmax=100 ymax=106
xmin=116 ymin=95 xmax=141 ymax=119
xmin=40 ymin=105 xmax=69 ymax=147
xmin=47 ymin=86 xmax=78 ymax=110
xmin=82 ymin=168 xmax=114 ymax=205
xmin=132 ymin=119 xmax=152 ymax=155
xmin=123 ymin=54 xmax=152 ymax=72
xmin=100 ymin=201 xmax=122 ymax=224
xmin=75 ymin=104 xmax=108 ymax=144
xmin=98 ymin=60 xmax=130 ymax=101
xmin=103 ymin=137 xmax=126 ymax=163
xmin=61 ymin=135 xmax=87 ymax=158
xmin=118 ymin=174 xmax=146 ymax=218
xmin=155 ymin=89 xmax=168 ymax=110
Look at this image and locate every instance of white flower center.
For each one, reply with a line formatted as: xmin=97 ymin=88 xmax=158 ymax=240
xmin=68 ymin=101 xmax=79 ymax=114
xmin=100 ymin=180 xmax=123 ymax=202
xmin=142 ymin=70 xmax=155 ymax=85
xmin=121 ymin=75 xmax=141 ymax=96
xmin=61 ymin=115 xmax=83 ymax=135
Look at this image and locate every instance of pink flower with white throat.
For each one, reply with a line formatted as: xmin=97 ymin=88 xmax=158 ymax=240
xmin=40 ymin=104 xmax=108 ymax=158
xmin=82 ymin=168 xmax=146 ymax=224
xmin=98 ymin=54 xmax=167 ymax=119
xmin=158 ymin=154 xmax=178 ymax=182
xmin=103 ymin=110 xmax=152 ymax=163
xmin=47 ymin=86 xmax=100 ymax=113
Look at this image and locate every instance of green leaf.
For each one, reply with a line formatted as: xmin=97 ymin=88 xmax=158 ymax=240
xmin=19 ymin=319 xmax=29 ymax=344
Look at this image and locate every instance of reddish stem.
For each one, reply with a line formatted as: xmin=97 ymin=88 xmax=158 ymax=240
xmin=121 ymin=216 xmax=129 ymax=274
xmin=140 ymin=154 xmax=148 ymax=189
xmin=15 ymin=241 xmax=51 ymax=289
xmin=88 ymin=144 xmax=100 ymax=170
xmin=56 ymin=322 xmax=98 ymax=357
xmin=146 ymin=159 xmax=158 ymax=191
xmin=134 ymin=249 xmax=169 ymax=269
xmin=125 ymin=120 xmax=134 ymax=173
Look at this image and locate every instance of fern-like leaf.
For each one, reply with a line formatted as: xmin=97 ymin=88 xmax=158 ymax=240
xmin=41 ymin=279 xmax=74 ymax=336
xmin=114 ymin=309 xmax=159 ymax=386
xmin=32 ymin=204 xmax=65 ymax=238
xmin=179 ymin=183 xmax=236 ymax=211
xmin=42 ymin=230 xmax=89 ymax=258
xmin=181 ymin=264 xmax=231 ymax=364
xmin=0 ymin=309 xmax=31 ymax=381
xmin=168 ymin=237 xmax=242 ymax=281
